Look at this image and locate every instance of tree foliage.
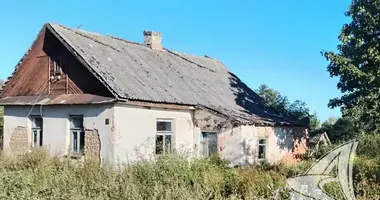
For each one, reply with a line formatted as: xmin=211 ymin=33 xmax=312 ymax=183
xmin=323 ymin=0 xmax=380 ymax=132
xmin=309 ymin=112 xmax=321 ymax=130
xmin=255 ymin=84 xmax=314 ymax=127
xmin=318 ymin=117 xmax=358 ymax=142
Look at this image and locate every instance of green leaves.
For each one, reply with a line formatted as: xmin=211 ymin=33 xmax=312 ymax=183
xmin=255 ymin=84 xmax=312 ymax=127
xmin=324 ymin=0 xmax=380 ymax=133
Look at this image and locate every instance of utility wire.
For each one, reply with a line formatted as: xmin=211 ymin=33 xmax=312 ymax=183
xmin=26 ymin=80 xmax=59 ymax=118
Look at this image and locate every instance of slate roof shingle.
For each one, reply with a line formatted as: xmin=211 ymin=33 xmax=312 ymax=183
xmin=10 ymin=23 xmax=299 ymax=125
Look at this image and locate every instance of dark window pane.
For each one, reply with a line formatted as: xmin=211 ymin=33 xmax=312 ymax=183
xmin=157 ymin=121 xmax=171 ymax=131
xmin=73 ymin=131 xmax=78 ymax=152
xmin=258 ymin=146 xmax=266 ymax=159
xmin=71 ymin=117 xmax=83 ymax=128
xmin=54 ymin=57 xmax=62 ymax=73
xmin=259 ymin=139 xmax=266 ymax=145
xmin=165 ymin=135 xmax=171 ymax=153
xmin=34 ymin=118 xmax=43 ymax=128
xmin=80 ymin=131 xmax=85 ymax=153
xmin=39 ymin=130 xmax=43 ymax=146
xmin=33 ymin=130 xmax=38 ymax=145
xmin=209 ymin=143 xmax=217 ymax=156
xmin=156 ymin=135 xmax=163 ymax=154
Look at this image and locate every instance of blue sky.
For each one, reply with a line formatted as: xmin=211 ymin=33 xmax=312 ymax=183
xmin=0 ymin=0 xmax=352 ymax=121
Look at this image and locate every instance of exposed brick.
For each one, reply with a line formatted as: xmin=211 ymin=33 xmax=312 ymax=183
xmin=84 ymin=129 xmax=100 ymax=159
xmin=9 ymin=126 xmax=29 ymax=154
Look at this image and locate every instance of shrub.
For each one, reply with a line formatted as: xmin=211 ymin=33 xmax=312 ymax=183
xmin=0 ymin=144 xmax=377 ymax=199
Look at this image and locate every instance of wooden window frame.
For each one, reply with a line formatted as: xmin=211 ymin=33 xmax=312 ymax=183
xmin=70 ymin=115 xmax=84 ymax=155
xmin=258 ymin=137 xmax=268 ymax=161
xmin=201 ymin=131 xmax=218 ymax=157
xmin=155 ymin=119 xmax=173 ymax=154
xmin=31 ymin=116 xmax=43 ymax=147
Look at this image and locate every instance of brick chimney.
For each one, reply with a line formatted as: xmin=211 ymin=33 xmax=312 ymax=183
xmin=143 ymin=30 xmax=162 ymax=50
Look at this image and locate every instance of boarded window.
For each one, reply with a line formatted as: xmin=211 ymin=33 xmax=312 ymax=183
xmin=258 ymin=138 xmax=267 ymax=160
xmin=70 ymin=116 xmax=84 ymax=154
xmin=156 ymin=120 xmax=172 ymax=154
xmin=31 ymin=116 xmax=43 ymax=147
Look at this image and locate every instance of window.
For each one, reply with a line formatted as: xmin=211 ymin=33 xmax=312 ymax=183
xmin=258 ymin=138 xmax=267 ymax=160
xmin=31 ymin=116 xmax=43 ymax=147
xmin=201 ymin=132 xmax=218 ymax=157
xmin=155 ymin=120 xmax=172 ymax=154
xmin=70 ymin=116 xmax=84 ymax=154
xmin=54 ymin=57 xmax=62 ymax=75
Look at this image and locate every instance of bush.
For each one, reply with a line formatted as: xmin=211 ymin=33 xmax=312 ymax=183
xmin=0 ymin=143 xmax=378 ymax=199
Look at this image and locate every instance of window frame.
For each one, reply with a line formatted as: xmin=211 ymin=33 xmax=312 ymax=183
xmin=155 ymin=119 xmax=173 ymax=154
xmin=257 ymin=137 xmax=267 ymax=161
xmin=53 ymin=57 xmax=62 ymax=75
xmin=69 ymin=115 xmax=84 ymax=155
xmin=201 ymin=131 xmax=218 ymax=157
xmin=30 ymin=116 xmax=43 ymax=148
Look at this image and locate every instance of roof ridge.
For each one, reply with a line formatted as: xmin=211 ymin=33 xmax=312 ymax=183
xmin=53 ymin=23 xmax=223 ymax=74
xmin=106 ymin=35 xmax=146 ymax=47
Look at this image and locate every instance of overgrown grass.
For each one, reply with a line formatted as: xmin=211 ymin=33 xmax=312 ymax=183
xmin=0 ymin=150 xmax=291 ymax=199
xmin=0 ymin=134 xmax=378 ymax=199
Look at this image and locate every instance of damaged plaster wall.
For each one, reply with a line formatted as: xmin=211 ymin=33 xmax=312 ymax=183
xmin=194 ymin=108 xmax=244 ymax=165
xmin=194 ymin=108 xmax=234 ymax=131
xmin=240 ymin=125 xmax=308 ymax=164
xmin=3 ymin=106 xmax=30 ymax=155
xmin=193 ymin=108 xmax=308 ymax=165
xmin=9 ymin=126 xmax=29 ymax=154
xmin=84 ymin=129 xmax=101 ymax=158
xmin=3 ymin=104 xmax=115 ymax=163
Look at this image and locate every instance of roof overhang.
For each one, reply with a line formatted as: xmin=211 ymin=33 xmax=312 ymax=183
xmin=0 ymin=94 xmax=116 ymax=106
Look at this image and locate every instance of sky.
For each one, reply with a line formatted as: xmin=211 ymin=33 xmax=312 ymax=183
xmin=0 ymin=0 xmax=352 ymax=121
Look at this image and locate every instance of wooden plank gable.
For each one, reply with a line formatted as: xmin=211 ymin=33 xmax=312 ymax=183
xmin=1 ymin=26 xmax=113 ymax=98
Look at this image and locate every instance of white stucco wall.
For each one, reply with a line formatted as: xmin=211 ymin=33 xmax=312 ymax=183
xmin=113 ymin=104 xmax=195 ymax=164
xmin=3 ymin=104 xmax=115 ymax=163
xmin=216 ymin=125 xmax=299 ymax=165
xmin=240 ymin=125 xmax=295 ymax=164
xmin=3 ymin=104 xmax=305 ymax=166
xmin=219 ymin=126 xmax=244 ymax=166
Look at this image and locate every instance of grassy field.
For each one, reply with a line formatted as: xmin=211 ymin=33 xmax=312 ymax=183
xmin=0 ymin=104 xmax=378 ymax=199
xmin=0 ymin=135 xmax=378 ymax=200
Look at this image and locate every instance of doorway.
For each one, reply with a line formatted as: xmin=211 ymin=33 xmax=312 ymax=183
xmin=201 ymin=132 xmax=218 ymax=157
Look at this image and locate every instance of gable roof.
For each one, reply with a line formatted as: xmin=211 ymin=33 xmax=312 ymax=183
xmin=4 ymin=23 xmax=299 ymax=126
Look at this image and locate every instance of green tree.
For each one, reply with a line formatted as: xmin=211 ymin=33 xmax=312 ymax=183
xmin=255 ymin=84 xmax=312 ymax=126
xmin=319 ymin=117 xmax=358 ymax=142
xmin=323 ymin=0 xmax=380 ymax=132
xmin=321 ymin=116 xmax=338 ymax=129
xmin=255 ymin=84 xmax=282 ymax=107
xmin=309 ymin=112 xmax=321 ymax=130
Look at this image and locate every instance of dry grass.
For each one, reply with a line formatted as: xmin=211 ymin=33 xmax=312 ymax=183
xmin=0 ymin=147 xmax=377 ymax=200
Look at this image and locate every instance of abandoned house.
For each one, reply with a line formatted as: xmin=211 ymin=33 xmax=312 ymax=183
xmin=0 ymin=23 xmax=308 ymax=165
